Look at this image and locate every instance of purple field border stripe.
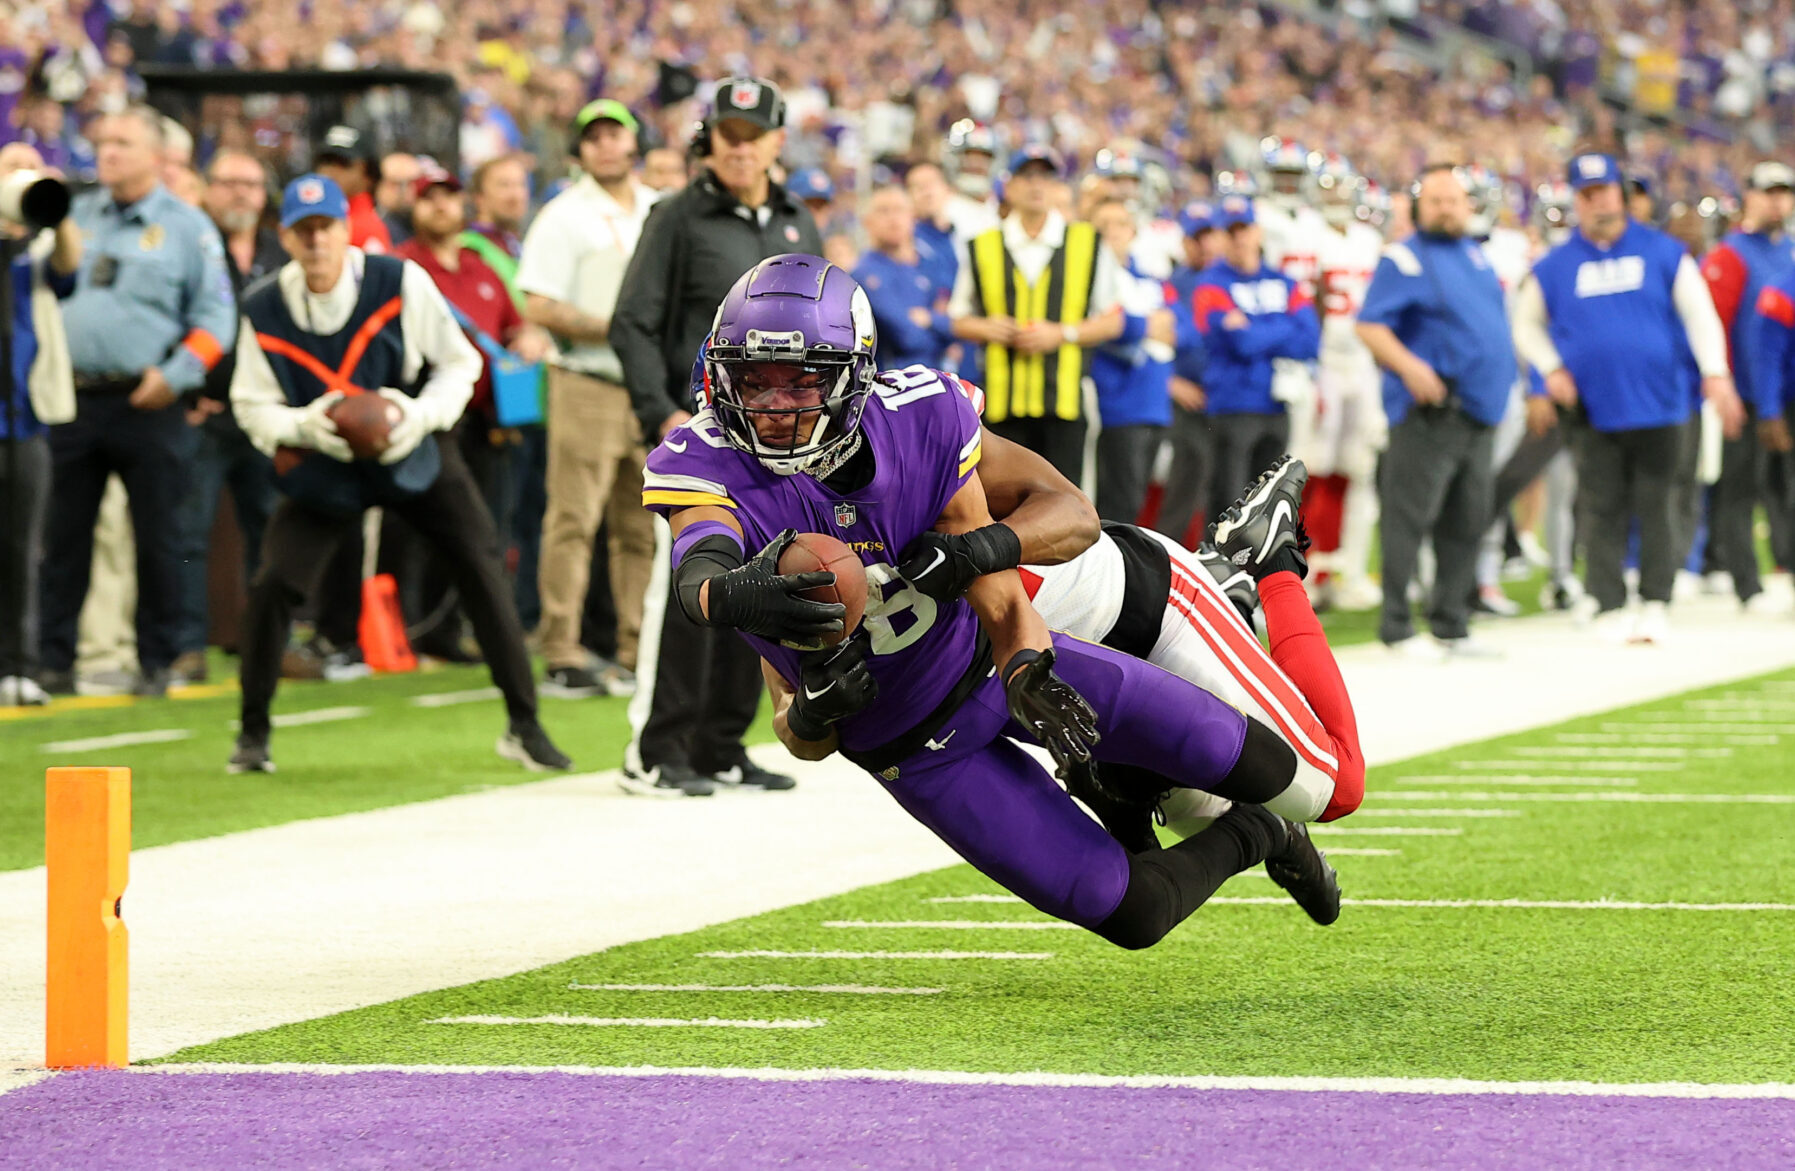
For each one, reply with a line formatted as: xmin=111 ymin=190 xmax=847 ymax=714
xmin=6 ymin=1071 xmax=1795 ymax=1170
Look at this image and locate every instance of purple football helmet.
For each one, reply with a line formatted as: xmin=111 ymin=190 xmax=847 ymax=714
xmin=701 ymin=254 xmax=879 ymax=476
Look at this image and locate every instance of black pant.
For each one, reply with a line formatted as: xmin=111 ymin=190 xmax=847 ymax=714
xmin=1207 ymin=412 xmax=1290 ymax=522
xmin=238 ymin=450 xmax=537 ymax=738
xmin=1155 ymin=404 xmax=1212 ymax=546
xmin=1378 ymin=407 xmax=1494 ymax=643
xmin=637 ymin=579 xmax=762 ymax=773
xmin=1574 ymin=423 xmax=1684 ymax=610
xmin=0 ymin=433 xmax=50 ymax=678
xmin=1094 ymin=424 xmax=1165 ymax=524
xmin=987 ymin=416 xmax=1086 ymax=486
xmin=1712 ymin=413 xmax=1771 ymax=601
xmin=39 ymin=395 xmax=193 ymax=674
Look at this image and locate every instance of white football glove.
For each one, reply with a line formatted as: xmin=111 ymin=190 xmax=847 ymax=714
xmin=294 ymin=391 xmax=353 ymax=462
xmin=377 ymin=388 xmax=433 ymax=465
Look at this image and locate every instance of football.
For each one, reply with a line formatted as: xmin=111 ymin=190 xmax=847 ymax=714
xmin=777 ymin=531 xmax=869 ymax=647
xmin=329 ymin=393 xmax=403 ymax=461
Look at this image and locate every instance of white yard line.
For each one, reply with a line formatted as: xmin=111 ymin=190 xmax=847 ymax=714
xmin=567 ymin=983 xmax=945 ymax=995
xmin=1391 ymin=775 xmax=1638 ymax=786
xmin=1510 ymin=746 xmax=1728 ymax=758
xmin=410 ymin=688 xmax=502 ymax=708
xmin=697 ymin=950 xmax=1055 ymax=960
xmin=132 ymin=1062 xmax=1795 ymax=1099
xmin=1601 ymin=723 xmax=1795 ymax=734
xmin=426 ymin=1015 xmax=827 ymax=1029
xmin=1349 ymin=808 xmax=1519 ymax=818
xmin=823 ymin=921 xmax=1081 ymax=931
xmin=1309 ymin=827 xmax=1463 ymax=836
xmin=1358 ymin=791 xmax=1795 ymax=806
xmin=1462 ymin=760 xmax=1685 ymax=771
xmin=1683 ymin=701 xmax=1795 ymax=712
xmin=1211 ymin=897 xmax=1795 ymax=912
xmin=38 ymin=729 xmax=193 ymax=754
xmin=1556 ymin=733 xmax=1775 ymax=745
xmin=228 ymin=706 xmax=372 ymax=729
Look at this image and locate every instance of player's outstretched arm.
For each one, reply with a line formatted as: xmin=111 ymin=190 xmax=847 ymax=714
xmin=763 ymin=640 xmax=879 ymax=762
xmin=668 ymin=507 xmax=847 ymax=647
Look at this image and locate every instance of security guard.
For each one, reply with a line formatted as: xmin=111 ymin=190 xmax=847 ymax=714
xmin=947 ymin=144 xmax=1125 ymax=484
xmin=227 ymin=175 xmax=569 ymax=775
xmin=39 ymin=105 xmax=237 ymax=697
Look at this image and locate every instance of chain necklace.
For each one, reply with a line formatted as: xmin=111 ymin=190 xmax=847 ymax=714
xmin=803 ymin=429 xmax=864 ymax=481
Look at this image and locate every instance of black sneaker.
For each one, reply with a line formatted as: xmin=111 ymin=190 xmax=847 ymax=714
xmin=1212 ymin=456 xmax=1312 ymax=582
xmin=542 ymin=664 xmax=603 ymax=698
xmin=619 ymin=762 xmax=717 ymax=797
xmin=38 ymin=668 xmax=76 ymax=696
xmin=711 ymin=758 xmax=797 ymax=791
xmin=1195 ymin=544 xmax=1259 ymax=626
xmin=227 ymin=732 xmax=275 ymax=774
xmin=496 ymin=720 xmax=573 ymax=771
xmin=1260 ymin=813 xmax=1341 ymax=926
xmin=133 ymin=667 xmax=172 ymax=698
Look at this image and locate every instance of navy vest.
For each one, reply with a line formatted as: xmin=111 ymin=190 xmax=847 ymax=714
xmin=243 ymin=255 xmax=440 ymax=514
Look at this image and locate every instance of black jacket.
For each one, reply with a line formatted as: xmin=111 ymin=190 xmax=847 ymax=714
xmin=611 ymin=168 xmax=823 ymax=438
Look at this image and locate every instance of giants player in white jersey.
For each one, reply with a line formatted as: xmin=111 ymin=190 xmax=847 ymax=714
xmin=1094 ymin=144 xmax=1184 ymax=279
xmin=1254 ymin=138 xmax=1329 ymax=467
xmin=1307 ymin=154 xmax=1388 ymax=611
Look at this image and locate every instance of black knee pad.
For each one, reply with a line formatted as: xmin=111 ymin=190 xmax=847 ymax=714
xmin=1208 ymin=717 xmax=1297 ymax=804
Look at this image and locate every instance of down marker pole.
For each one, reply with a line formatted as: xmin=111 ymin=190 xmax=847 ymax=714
xmin=45 ymin=766 xmax=130 ymax=1068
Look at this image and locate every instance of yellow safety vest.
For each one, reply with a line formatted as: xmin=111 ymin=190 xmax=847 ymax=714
xmin=968 ymin=221 xmax=1098 ymax=423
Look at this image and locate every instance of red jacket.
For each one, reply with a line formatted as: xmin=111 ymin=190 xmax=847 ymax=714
xmin=394 ymin=240 xmax=522 ymax=418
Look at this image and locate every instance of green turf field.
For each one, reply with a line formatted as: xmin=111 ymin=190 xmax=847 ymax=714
xmin=157 ymin=668 xmax=1795 ymax=1083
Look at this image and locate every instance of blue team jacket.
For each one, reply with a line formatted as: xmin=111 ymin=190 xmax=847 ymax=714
xmin=1189 ymin=259 xmax=1319 ymax=415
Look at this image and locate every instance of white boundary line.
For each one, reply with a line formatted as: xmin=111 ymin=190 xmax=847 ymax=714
xmin=1211 ymin=897 xmax=1795 ymax=912
xmin=1557 ymin=733 xmax=1776 ymax=746
xmin=425 ymin=1015 xmax=827 ymax=1029
xmin=1350 ymin=809 xmax=1519 ymax=818
xmin=0 ymin=1069 xmax=54 ymax=1097
xmin=39 ymin=729 xmax=193 ymax=753
xmin=696 ymin=950 xmax=1054 ymax=960
xmin=1367 ymin=791 xmax=1795 ymax=805
xmin=566 ymin=983 xmax=944 ymax=995
xmin=1310 ymin=827 xmax=1462 ymax=836
xmin=1510 ymin=746 xmax=1728 ymax=758
xmin=818 ymin=921 xmax=1078 ymax=931
xmin=1391 ymin=775 xmax=1638 ymax=787
xmin=128 ymin=1063 xmax=1795 ymax=1099
xmin=410 ymin=688 xmax=502 ymax=708
xmin=1461 ymin=760 xmax=1685 ymax=772
xmin=1601 ymin=723 xmax=1795 ymax=734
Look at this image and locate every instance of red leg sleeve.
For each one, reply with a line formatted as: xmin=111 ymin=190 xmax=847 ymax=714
xmin=1258 ymin=570 xmax=1364 ymax=819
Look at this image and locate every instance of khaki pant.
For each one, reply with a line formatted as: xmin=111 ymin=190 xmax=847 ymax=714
xmin=536 ymin=366 xmax=655 ymax=671
xmin=77 ymin=475 xmax=137 ymax=675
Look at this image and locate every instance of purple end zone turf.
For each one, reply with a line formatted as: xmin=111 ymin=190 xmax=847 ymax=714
xmin=4 ymin=1071 xmax=1794 ymax=1170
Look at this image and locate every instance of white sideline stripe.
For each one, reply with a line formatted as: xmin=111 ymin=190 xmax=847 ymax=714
xmin=410 ymin=688 xmax=502 ymax=708
xmin=1510 ymin=746 xmax=1728 ymax=758
xmin=1684 ymin=701 xmax=1795 ymax=711
xmin=1463 ymin=760 xmax=1685 ymax=772
xmin=1310 ymin=827 xmax=1463 ymax=836
xmin=698 ymin=950 xmax=1053 ymax=960
xmin=0 ymin=1069 xmax=54 ymax=1097
xmin=1209 ymin=897 xmax=1795 ymax=912
xmin=1316 ymin=848 xmax=1401 ymax=856
xmin=1392 ymin=775 xmax=1639 ymax=787
xmin=824 ymin=920 xmax=1079 ymax=931
xmin=1362 ymin=791 xmax=1795 ymax=806
xmin=1557 ymin=733 xmax=1776 ymax=746
xmin=239 ymin=706 xmax=371 ymax=729
xmin=426 ymin=1015 xmax=826 ymax=1029
xmin=1602 ymin=723 xmax=1795 ymax=734
xmin=927 ymin=895 xmax=1026 ymax=904
xmin=39 ymin=728 xmax=193 ymax=753
xmin=131 ymin=1063 xmax=1795 ymax=1099
xmin=567 ymin=983 xmax=945 ymax=995
xmin=1351 ymin=808 xmax=1519 ymax=818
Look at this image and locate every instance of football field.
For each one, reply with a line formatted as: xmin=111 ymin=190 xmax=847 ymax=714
xmin=3 ymin=608 xmax=1794 ymax=1168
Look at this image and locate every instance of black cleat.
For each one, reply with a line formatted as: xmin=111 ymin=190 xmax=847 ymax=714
xmin=1264 ymin=817 xmax=1341 ymax=926
xmin=497 ymin=720 xmax=574 ymax=771
xmin=227 ymin=732 xmax=275 ymax=774
xmin=713 ymin=758 xmax=797 ymax=791
xmin=1211 ymin=456 xmax=1312 ymax=582
xmin=1195 ymin=544 xmax=1259 ymax=626
xmin=619 ymin=762 xmax=717 ymax=797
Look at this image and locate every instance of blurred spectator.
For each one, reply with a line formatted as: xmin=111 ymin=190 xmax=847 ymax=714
xmin=165 ymin=162 xmax=203 ymax=207
xmin=1088 ymin=195 xmax=1177 ymax=524
xmin=903 ymin=162 xmax=961 ymax=299
xmin=642 ymin=147 xmax=687 ymax=194
xmin=1512 ymin=154 xmax=1744 ymax=643
xmin=948 ymin=145 xmax=1124 ymax=485
xmin=1702 ymin=162 xmax=1795 ymax=613
xmin=1155 ymin=201 xmax=1221 ymax=547
xmin=0 ymin=142 xmax=80 ymax=707
xmin=517 ymin=99 xmax=659 ymax=701
xmin=1191 ymin=196 xmax=1319 ymax=525
xmin=611 ymin=76 xmax=820 ymax=797
xmin=1357 ymin=165 xmax=1514 ymax=658
xmin=41 ymin=105 xmax=235 ymax=698
xmin=852 ymin=184 xmax=953 ymax=371
xmin=463 ymin=154 xmax=530 ymax=296
xmin=173 ymin=148 xmax=284 ymax=684
xmin=313 ymin=125 xmax=390 ymax=255
xmin=460 ymin=88 xmax=522 ymax=173
xmin=376 ymin=152 xmax=421 ymax=246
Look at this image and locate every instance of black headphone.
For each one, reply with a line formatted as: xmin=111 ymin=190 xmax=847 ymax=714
xmin=688 ymin=118 xmax=712 ymax=161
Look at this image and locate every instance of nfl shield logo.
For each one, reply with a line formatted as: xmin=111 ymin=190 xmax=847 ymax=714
xmin=730 ymin=81 xmax=761 ymax=110
xmin=297 ymin=178 xmax=325 ymax=204
xmin=784 ymin=224 xmax=800 ymax=243
xmin=834 ymin=502 xmax=857 ymax=528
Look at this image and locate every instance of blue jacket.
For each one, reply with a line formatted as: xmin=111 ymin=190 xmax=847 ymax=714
xmin=1530 ymin=221 xmax=1696 ymax=432
xmin=1749 ymin=270 xmax=1795 ymax=420
xmin=1190 ymin=258 xmax=1319 ymax=415
xmin=4 ymin=248 xmax=75 ymax=439
xmin=1091 ymin=265 xmax=1172 ymax=428
xmin=1358 ymin=232 xmax=1516 ymax=427
xmin=1701 ymin=229 xmax=1795 ymax=408
xmin=853 ymin=248 xmax=954 ymax=371
xmin=1167 ymin=263 xmax=1208 ymax=386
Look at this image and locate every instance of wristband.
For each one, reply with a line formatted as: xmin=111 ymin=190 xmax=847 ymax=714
xmin=962 ymin=522 xmax=1023 ymax=575
xmin=785 ymin=701 xmax=831 ymax=743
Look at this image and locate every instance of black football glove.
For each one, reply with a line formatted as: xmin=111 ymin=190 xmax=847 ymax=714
xmin=1002 ymin=647 xmax=1100 ymax=781
xmin=897 ymin=523 xmax=1023 ymax=603
xmin=705 ymin=529 xmax=846 ymax=648
xmin=786 ymin=636 xmax=880 ymax=742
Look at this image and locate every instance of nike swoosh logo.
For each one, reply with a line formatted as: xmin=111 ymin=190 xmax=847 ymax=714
xmin=925 ymin=730 xmax=957 ymax=750
xmin=917 ymin=548 xmax=947 ymax=579
xmin=804 ymin=681 xmax=837 ymax=701
xmin=1256 ymin=500 xmax=1294 ymax=563
xmin=664 ymin=437 xmax=688 ymax=452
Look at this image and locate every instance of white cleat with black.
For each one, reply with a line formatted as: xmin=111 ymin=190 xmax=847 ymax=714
xmin=1211 ymin=456 xmax=1312 ymax=582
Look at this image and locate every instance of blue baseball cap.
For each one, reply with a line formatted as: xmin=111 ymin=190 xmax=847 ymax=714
xmin=1567 ymin=153 xmax=1622 ymax=190
xmin=1006 ymin=144 xmax=1065 ymax=179
xmin=280 ymin=174 xmax=348 ymax=229
xmin=1178 ymin=199 xmax=1217 ymax=237
xmin=1215 ymin=195 xmax=1257 ymax=228
xmin=789 ymin=167 xmax=834 ymax=202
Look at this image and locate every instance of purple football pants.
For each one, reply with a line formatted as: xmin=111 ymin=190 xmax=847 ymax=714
xmin=873 ymin=632 xmax=1250 ymax=929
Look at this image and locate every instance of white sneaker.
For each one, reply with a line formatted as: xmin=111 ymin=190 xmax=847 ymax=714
xmin=1476 ymin=585 xmax=1522 ymax=617
xmin=1591 ymin=607 xmax=1636 ymax=643
xmin=1743 ymin=591 xmax=1794 ymax=617
xmin=1331 ymin=578 xmax=1383 ymax=612
xmin=1632 ymin=601 xmax=1670 ymax=644
xmin=1440 ymin=635 xmax=1504 ymax=659
xmin=0 ymin=676 xmax=51 ymax=706
xmin=1388 ymin=635 xmax=1447 ymax=662
xmin=1703 ymin=571 xmax=1736 ymax=597
xmin=1673 ymin=570 xmax=1703 ymax=603
xmin=1516 ymin=530 xmax=1551 ymax=568
xmin=1570 ymin=593 xmax=1601 ymax=627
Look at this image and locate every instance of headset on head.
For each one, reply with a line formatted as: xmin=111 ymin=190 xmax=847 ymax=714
xmin=1409 ymin=163 xmax=1474 ymax=200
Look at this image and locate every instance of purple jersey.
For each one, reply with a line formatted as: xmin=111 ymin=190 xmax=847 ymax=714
xmin=644 ymin=365 xmax=985 ymax=751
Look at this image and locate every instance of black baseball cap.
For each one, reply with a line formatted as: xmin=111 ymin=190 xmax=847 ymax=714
xmin=711 ymin=76 xmax=785 ymax=133
xmin=316 ymin=125 xmax=372 ymax=165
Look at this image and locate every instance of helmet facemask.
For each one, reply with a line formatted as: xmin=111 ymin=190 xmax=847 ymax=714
xmin=706 ymin=340 xmax=872 ymax=476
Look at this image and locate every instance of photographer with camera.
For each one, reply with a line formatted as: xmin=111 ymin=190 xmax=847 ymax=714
xmin=0 ymin=143 xmax=80 ymax=706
